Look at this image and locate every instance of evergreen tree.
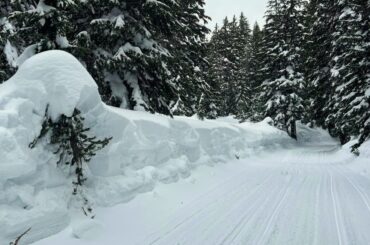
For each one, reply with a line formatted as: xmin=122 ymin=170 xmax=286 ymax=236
xmin=30 ymin=106 xmax=112 ymax=215
xmin=304 ymin=0 xmax=337 ymax=128
xmin=167 ymin=0 xmax=210 ymax=116
xmin=70 ymin=0 xmax=184 ymax=114
xmin=198 ymin=24 xmax=223 ymax=119
xmin=327 ymin=0 xmax=370 ymax=148
xmin=203 ymin=15 xmax=252 ymax=118
xmin=217 ymin=16 xmax=240 ymax=116
xmin=7 ymin=0 xmax=75 ymax=57
xmin=0 ymin=0 xmax=210 ymax=116
xmin=0 ymin=20 xmax=7 ymax=81
xmin=234 ymin=13 xmax=252 ymax=119
xmin=260 ymin=0 xmax=306 ymax=139
xmin=237 ymin=22 xmax=264 ymax=121
xmin=201 ymin=17 xmax=234 ymax=118
xmin=0 ymin=0 xmax=15 ymax=82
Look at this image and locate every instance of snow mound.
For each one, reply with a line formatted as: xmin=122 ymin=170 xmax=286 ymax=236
xmin=0 ymin=50 xmax=100 ymax=120
xmin=0 ymin=51 xmax=296 ymax=244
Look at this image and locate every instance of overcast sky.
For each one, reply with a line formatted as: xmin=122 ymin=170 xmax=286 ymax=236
xmin=204 ymin=0 xmax=269 ymax=30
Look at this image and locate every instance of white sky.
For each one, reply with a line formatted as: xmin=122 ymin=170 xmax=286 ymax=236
xmin=204 ymin=0 xmax=269 ymax=30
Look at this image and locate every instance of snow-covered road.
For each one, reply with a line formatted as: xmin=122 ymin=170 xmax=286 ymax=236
xmin=34 ymin=145 xmax=370 ymax=245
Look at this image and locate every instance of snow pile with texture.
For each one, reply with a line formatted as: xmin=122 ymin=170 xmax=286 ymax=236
xmin=0 ymin=51 xmax=294 ymax=244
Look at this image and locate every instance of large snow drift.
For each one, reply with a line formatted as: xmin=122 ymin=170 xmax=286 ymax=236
xmin=1 ymin=51 xmax=297 ymax=244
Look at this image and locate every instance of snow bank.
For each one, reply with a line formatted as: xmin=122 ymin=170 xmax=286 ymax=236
xmin=0 ymin=51 xmax=101 ymax=244
xmin=0 ymin=51 xmax=294 ymax=244
xmin=340 ymin=140 xmax=370 ymax=178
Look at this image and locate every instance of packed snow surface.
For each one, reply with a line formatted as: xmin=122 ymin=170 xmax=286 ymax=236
xmin=0 ymin=51 xmax=296 ymax=244
xmin=34 ymin=143 xmax=370 ymax=245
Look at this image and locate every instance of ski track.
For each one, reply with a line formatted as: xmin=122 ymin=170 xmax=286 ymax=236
xmin=138 ymin=146 xmax=370 ymax=245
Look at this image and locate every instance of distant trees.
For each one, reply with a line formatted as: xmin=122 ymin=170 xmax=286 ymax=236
xmin=201 ymin=13 xmax=254 ymax=119
xmin=201 ymin=0 xmax=369 ymax=150
xmin=242 ymin=23 xmax=264 ymax=122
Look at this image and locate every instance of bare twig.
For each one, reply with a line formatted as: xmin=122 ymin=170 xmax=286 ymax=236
xmin=9 ymin=227 xmax=31 ymax=245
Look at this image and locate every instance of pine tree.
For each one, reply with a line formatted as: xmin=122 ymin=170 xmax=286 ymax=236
xmin=234 ymin=13 xmax=252 ymax=119
xmin=0 ymin=0 xmax=15 ymax=82
xmin=8 ymin=0 xmax=75 ymax=54
xmin=217 ymin=16 xmax=240 ymax=116
xmin=71 ymin=0 xmax=182 ymax=114
xmin=198 ymin=24 xmax=223 ymax=119
xmin=201 ymin=13 xmax=253 ymax=119
xmin=304 ymin=0 xmax=337 ymax=128
xmin=327 ymin=0 xmax=370 ymax=148
xmin=30 ymin=106 xmax=112 ymax=216
xmin=260 ymin=0 xmax=306 ymax=139
xmin=30 ymin=107 xmax=112 ymax=189
xmin=0 ymin=20 xmax=7 ymax=81
xmin=237 ymin=22 xmax=264 ymax=121
xmin=1 ymin=0 xmax=210 ymax=116
xmin=166 ymin=0 xmax=210 ymax=116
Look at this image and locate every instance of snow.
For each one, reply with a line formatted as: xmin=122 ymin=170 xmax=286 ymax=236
xmin=1 ymin=50 xmax=370 ymax=245
xmin=4 ymin=40 xmax=18 ymax=67
xmin=114 ymin=16 xmax=125 ymax=28
xmin=36 ymin=0 xmax=55 ymax=13
xmin=16 ymin=44 xmax=37 ymax=67
xmin=0 ymin=51 xmax=295 ymax=244
xmin=123 ymin=72 xmax=147 ymax=111
xmin=115 ymin=43 xmax=144 ymax=59
xmin=56 ymin=35 xmax=71 ymax=48
xmin=0 ymin=50 xmax=100 ymax=120
xmin=366 ymin=88 xmax=370 ymax=97
xmin=34 ymin=141 xmax=370 ymax=245
xmin=3 ymin=42 xmax=37 ymax=70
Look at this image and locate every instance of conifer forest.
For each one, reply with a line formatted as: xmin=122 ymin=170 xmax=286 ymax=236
xmin=1 ymin=1 xmax=370 ymax=244
xmin=1 ymin=0 xmax=369 ymax=150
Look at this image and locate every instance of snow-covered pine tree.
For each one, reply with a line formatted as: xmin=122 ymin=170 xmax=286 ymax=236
xmin=213 ymin=15 xmax=251 ymax=117
xmin=327 ymin=0 xmax=370 ymax=148
xmin=201 ymin=14 xmax=253 ymax=119
xmin=237 ymin=22 xmax=265 ymax=122
xmin=0 ymin=0 xmax=16 ymax=82
xmin=304 ymin=0 xmax=337 ymax=128
xmin=217 ymin=16 xmax=240 ymax=116
xmin=7 ymin=0 xmax=75 ymax=57
xmin=234 ymin=13 xmax=252 ymax=119
xmin=72 ymin=0 xmax=182 ymax=114
xmin=1 ymin=0 xmax=210 ymax=116
xmin=198 ymin=24 xmax=223 ymax=119
xmin=0 ymin=9 xmax=7 ymax=82
xmin=166 ymin=0 xmax=210 ymax=116
xmin=30 ymin=106 xmax=112 ymax=216
xmin=260 ymin=0 xmax=306 ymax=139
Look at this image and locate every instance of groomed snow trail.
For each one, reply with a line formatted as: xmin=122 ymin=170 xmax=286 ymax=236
xmin=34 ymin=144 xmax=370 ymax=245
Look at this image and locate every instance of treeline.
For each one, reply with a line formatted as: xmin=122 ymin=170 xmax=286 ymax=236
xmin=0 ymin=0 xmax=369 ymax=151
xmin=200 ymin=0 xmax=369 ymax=152
xmin=0 ymin=0 xmax=210 ymax=116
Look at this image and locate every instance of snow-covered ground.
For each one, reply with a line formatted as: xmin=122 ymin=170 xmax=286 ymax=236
xmin=1 ymin=51 xmax=370 ymax=245
xmin=33 ymin=141 xmax=370 ymax=245
xmin=32 ymin=141 xmax=370 ymax=245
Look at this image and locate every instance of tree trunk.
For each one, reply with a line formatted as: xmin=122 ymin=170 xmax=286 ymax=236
xmin=290 ymin=120 xmax=297 ymax=140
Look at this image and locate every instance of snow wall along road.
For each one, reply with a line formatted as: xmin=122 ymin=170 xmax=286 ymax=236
xmin=0 ymin=50 xmax=294 ymax=244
